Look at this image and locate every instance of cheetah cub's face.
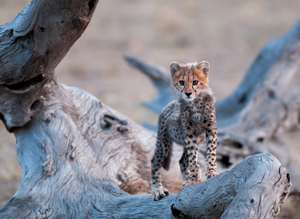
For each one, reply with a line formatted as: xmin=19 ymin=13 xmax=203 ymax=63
xmin=170 ymin=61 xmax=210 ymax=101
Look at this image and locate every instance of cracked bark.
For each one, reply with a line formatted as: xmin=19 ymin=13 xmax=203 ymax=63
xmin=0 ymin=0 xmax=294 ymax=218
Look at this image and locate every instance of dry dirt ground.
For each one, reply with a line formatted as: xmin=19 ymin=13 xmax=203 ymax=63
xmin=1 ymin=0 xmax=300 ymax=217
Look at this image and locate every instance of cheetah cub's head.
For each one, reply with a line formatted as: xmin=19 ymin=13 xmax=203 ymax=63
xmin=170 ymin=61 xmax=210 ymax=101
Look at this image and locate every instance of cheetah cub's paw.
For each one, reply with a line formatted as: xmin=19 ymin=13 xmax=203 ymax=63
xmin=182 ymin=179 xmax=200 ymax=188
xmin=206 ymin=170 xmax=218 ymax=179
xmin=152 ymin=187 xmax=170 ymax=201
xmin=182 ymin=180 xmax=195 ymax=187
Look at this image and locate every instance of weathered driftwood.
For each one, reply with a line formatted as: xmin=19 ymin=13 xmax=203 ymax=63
xmin=0 ymin=0 xmax=294 ymax=218
xmin=125 ymin=18 xmax=300 ymax=190
xmin=98 ymin=154 xmax=291 ymax=219
xmin=171 ymin=154 xmax=291 ymax=219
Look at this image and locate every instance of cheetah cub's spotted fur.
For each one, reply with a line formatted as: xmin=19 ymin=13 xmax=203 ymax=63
xmin=151 ymin=61 xmax=218 ymax=201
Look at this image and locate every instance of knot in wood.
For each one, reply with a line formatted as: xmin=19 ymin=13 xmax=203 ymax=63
xmin=100 ymin=114 xmax=128 ymax=133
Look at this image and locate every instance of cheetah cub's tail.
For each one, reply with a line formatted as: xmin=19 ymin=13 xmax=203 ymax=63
xmin=161 ymin=144 xmax=173 ymax=171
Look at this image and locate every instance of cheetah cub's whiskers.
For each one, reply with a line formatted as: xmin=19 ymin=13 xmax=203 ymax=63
xmin=151 ymin=61 xmax=218 ymax=201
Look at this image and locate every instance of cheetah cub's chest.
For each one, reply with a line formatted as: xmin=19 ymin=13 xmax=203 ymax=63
xmin=167 ymin=98 xmax=207 ymax=146
xmin=181 ymin=97 xmax=207 ymax=134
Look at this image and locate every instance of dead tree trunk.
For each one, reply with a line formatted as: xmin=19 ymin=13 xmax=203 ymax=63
xmin=0 ymin=0 xmax=294 ymax=218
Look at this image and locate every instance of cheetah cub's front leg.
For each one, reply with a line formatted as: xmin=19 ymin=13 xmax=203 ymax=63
xmin=151 ymin=121 xmax=172 ymax=201
xmin=204 ymin=99 xmax=218 ymax=179
xmin=181 ymin=121 xmax=202 ymax=187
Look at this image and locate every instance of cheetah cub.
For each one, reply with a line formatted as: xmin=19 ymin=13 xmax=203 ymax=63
xmin=151 ymin=61 xmax=218 ymax=201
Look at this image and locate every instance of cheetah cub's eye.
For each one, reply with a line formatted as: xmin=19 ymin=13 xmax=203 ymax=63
xmin=179 ymin=80 xmax=184 ymax=86
xmin=193 ymin=80 xmax=198 ymax=86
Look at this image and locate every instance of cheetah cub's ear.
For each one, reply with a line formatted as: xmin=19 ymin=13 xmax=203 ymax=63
xmin=170 ymin=61 xmax=181 ymax=77
xmin=198 ymin=61 xmax=210 ymax=75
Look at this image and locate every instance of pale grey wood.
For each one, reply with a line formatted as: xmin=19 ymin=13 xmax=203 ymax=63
xmin=0 ymin=80 xmax=290 ymax=218
xmin=0 ymin=0 xmax=294 ymax=218
xmin=0 ymin=0 xmax=98 ymax=131
xmin=171 ymin=153 xmax=291 ymax=219
xmin=91 ymin=154 xmax=291 ymax=219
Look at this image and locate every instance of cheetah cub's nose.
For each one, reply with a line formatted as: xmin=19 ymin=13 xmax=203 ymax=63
xmin=185 ymin=92 xmax=192 ymax=97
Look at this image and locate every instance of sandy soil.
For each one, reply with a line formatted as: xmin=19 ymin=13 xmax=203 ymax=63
xmin=0 ymin=0 xmax=300 ymax=217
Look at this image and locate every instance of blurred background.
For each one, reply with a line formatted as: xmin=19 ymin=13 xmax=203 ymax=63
xmin=1 ymin=0 xmax=300 ymax=217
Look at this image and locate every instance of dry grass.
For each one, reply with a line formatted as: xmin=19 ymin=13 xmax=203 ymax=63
xmin=0 ymin=0 xmax=300 ymax=217
xmin=278 ymin=195 xmax=300 ymax=219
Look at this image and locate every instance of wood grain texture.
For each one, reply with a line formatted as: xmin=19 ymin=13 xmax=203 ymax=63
xmin=0 ymin=0 xmax=98 ymax=131
xmin=171 ymin=154 xmax=291 ymax=219
xmin=0 ymin=0 xmax=294 ymax=218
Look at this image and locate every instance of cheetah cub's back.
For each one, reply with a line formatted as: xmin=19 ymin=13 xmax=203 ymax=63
xmin=151 ymin=61 xmax=218 ymax=201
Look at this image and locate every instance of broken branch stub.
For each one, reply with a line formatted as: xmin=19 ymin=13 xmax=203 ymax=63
xmin=0 ymin=0 xmax=98 ymax=131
